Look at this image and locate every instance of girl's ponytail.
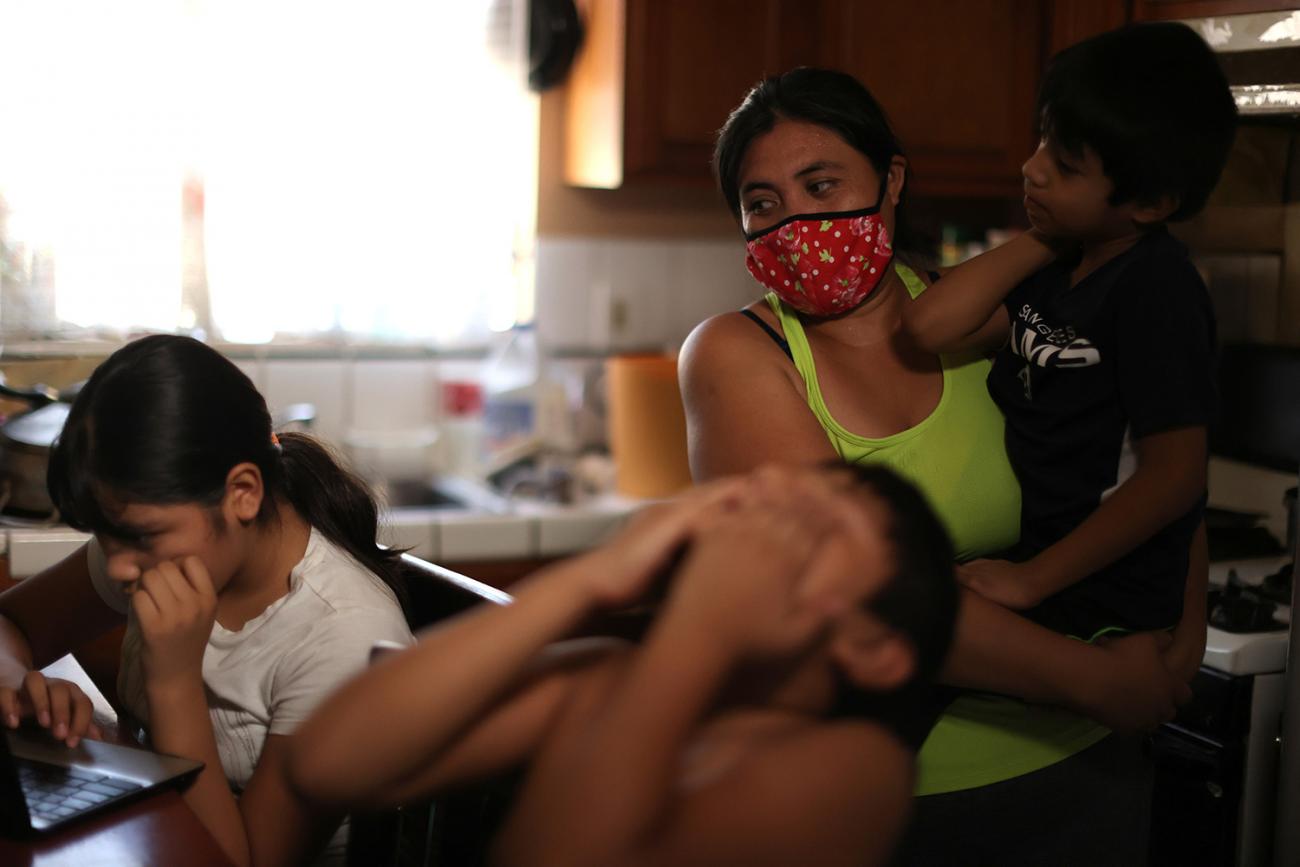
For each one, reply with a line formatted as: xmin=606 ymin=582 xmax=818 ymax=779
xmin=273 ymin=432 xmax=410 ymax=617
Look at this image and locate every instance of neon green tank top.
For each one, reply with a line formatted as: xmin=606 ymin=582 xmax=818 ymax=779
xmin=764 ymin=263 xmax=1019 ymax=560
xmin=767 ymin=263 xmax=1108 ymax=794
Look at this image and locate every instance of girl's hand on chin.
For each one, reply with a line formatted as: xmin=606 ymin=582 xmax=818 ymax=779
xmin=131 ymin=556 xmax=218 ymax=686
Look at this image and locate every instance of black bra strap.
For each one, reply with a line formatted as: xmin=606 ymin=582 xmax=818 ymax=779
xmin=738 ymin=308 xmax=793 ymax=361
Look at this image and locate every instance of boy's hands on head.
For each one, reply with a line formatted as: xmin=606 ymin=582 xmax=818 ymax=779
xmin=132 ymin=555 xmax=218 ymax=688
xmin=668 ymin=500 xmax=828 ymax=660
xmin=574 ymin=476 xmax=749 ymax=611
xmin=0 ymin=673 xmax=103 ymax=747
xmin=957 ymin=558 xmax=1049 ymax=610
xmin=666 ymin=465 xmax=889 ymax=661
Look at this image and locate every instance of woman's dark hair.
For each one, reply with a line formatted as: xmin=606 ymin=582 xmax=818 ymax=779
xmin=713 ymin=67 xmax=918 ymax=250
xmin=844 ymin=463 xmax=958 ymax=683
xmin=47 ymin=335 xmax=409 ymax=615
xmin=1038 ymin=22 xmax=1236 ymax=222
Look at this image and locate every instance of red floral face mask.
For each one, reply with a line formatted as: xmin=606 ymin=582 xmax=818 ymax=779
xmin=744 ymin=177 xmax=894 ymax=317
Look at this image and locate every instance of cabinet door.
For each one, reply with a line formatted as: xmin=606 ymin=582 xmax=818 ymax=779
xmin=1046 ymin=0 xmax=1128 ymax=54
xmin=822 ymin=0 xmax=1044 ymax=198
xmin=566 ymin=0 xmax=1050 ymax=197
xmin=622 ymin=0 xmax=838 ymax=184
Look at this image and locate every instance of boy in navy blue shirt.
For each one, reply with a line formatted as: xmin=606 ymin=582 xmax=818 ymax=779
xmin=906 ymin=22 xmax=1236 ymax=641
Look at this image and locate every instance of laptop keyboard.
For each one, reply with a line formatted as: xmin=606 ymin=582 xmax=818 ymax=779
xmin=18 ymin=760 xmax=143 ymax=822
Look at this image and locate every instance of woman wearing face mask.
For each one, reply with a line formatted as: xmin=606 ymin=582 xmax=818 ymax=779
xmin=679 ymin=68 xmax=1207 ymax=865
xmin=0 ymin=335 xmax=414 ymax=866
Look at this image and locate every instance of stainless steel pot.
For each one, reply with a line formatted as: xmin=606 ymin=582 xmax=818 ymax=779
xmin=0 ymin=380 xmax=74 ymax=518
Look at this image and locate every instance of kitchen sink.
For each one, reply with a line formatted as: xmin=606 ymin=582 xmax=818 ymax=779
xmin=383 ymin=476 xmax=511 ymax=514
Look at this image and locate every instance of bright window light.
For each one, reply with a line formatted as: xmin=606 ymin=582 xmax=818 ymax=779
xmin=0 ymin=0 xmax=537 ymax=346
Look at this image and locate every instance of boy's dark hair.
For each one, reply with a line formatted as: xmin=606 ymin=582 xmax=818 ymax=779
xmin=1038 ymin=22 xmax=1236 ymax=222
xmin=845 ymin=463 xmax=958 ymax=683
xmin=48 ymin=334 xmax=409 ymax=616
xmin=713 ymin=67 xmax=919 ymax=251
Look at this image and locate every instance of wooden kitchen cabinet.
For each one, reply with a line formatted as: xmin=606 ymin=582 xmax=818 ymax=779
xmin=565 ymin=0 xmax=837 ymax=188
xmin=820 ymin=0 xmax=1044 ymax=197
xmin=562 ymin=0 xmax=1290 ymax=197
xmin=566 ymin=0 xmax=1048 ymax=198
xmin=1045 ymin=0 xmax=1129 ymax=54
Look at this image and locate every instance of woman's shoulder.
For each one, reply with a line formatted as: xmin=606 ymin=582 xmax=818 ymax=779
xmin=683 ymin=302 xmax=780 ymax=350
xmin=680 ymin=303 xmax=789 ymax=378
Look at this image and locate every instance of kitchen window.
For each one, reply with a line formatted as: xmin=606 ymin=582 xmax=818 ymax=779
xmin=0 ymin=0 xmax=537 ymax=349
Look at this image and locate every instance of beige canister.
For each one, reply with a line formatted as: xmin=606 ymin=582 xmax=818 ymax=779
xmin=605 ymin=354 xmax=693 ymax=498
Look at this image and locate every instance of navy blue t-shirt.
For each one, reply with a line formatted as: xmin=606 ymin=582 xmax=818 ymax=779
xmin=987 ymin=228 xmax=1214 ymax=637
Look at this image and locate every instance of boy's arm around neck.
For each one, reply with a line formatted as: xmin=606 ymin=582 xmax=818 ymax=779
xmin=902 ymin=230 xmax=1055 ymax=354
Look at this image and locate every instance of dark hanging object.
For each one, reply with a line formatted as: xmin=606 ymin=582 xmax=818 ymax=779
xmin=529 ymin=0 xmax=583 ymax=92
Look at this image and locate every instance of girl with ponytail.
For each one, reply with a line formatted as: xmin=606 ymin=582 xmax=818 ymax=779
xmin=0 ymin=334 xmax=413 ymax=866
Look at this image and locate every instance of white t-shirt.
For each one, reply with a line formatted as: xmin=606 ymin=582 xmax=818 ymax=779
xmin=87 ymin=527 xmax=414 ymax=790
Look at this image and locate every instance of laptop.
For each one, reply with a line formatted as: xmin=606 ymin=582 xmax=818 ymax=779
xmin=0 ymin=725 xmax=203 ymax=835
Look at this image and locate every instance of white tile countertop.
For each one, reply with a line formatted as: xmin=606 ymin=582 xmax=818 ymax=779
xmin=379 ymin=494 xmax=643 ymax=564
xmin=2 ymin=495 xmax=645 ymax=580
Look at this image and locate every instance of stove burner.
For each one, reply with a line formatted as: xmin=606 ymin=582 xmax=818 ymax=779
xmin=1259 ymin=561 xmax=1293 ymax=607
xmin=1208 ymin=568 xmax=1288 ymax=634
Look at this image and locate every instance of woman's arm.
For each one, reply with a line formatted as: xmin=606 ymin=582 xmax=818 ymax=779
xmin=944 ymin=589 xmax=1190 ymax=733
xmin=902 ymin=230 xmax=1055 ymax=354
xmin=679 ymin=311 xmax=838 ymax=481
xmin=0 ymin=544 xmax=119 ymax=745
xmin=944 ymin=517 xmax=1207 ymax=733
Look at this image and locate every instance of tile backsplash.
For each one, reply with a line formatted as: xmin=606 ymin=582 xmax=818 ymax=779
xmin=245 ymin=235 xmax=759 ymax=469
xmin=248 ymin=354 xmax=609 ymax=471
xmin=535 ymin=235 xmax=759 ymax=353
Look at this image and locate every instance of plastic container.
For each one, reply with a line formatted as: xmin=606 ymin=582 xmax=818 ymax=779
xmin=482 ymin=324 xmax=543 ymax=471
xmin=437 ymin=380 xmax=485 ymax=479
xmin=479 ymin=323 xmax=578 ymax=477
xmin=605 ymin=353 xmax=693 ymax=498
